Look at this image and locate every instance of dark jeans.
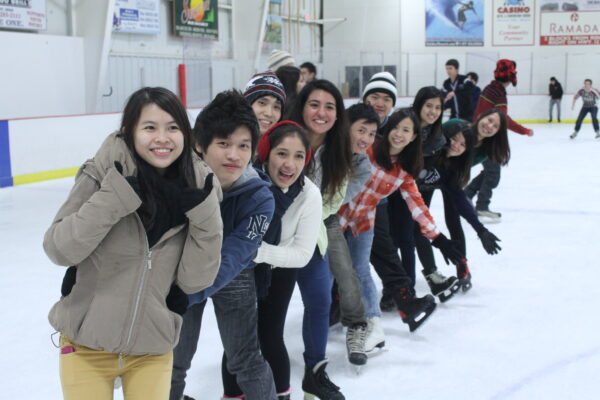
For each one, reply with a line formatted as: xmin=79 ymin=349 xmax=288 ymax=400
xmin=370 ymin=201 xmax=413 ymax=291
xmin=324 ymin=215 xmax=366 ymax=326
xmin=223 ymin=267 xmax=298 ymax=397
xmin=170 ymin=269 xmax=277 ymax=400
xmin=464 ymin=159 xmax=501 ymax=211
xmin=414 ymin=189 xmax=466 ymax=275
xmin=297 ymin=249 xmax=333 ymax=368
xmin=387 ymin=191 xmax=416 ymax=284
xmin=574 ymin=106 xmax=599 ymax=132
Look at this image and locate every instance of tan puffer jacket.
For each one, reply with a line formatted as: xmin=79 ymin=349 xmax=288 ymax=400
xmin=44 ymin=132 xmax=223 ymax=355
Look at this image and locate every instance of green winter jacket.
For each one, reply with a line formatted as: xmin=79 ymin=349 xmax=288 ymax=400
xmin=44 ymin=132 xmax=223 ymax=355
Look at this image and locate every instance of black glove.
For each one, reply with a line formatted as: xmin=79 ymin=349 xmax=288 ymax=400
xmin=431 ymin=233 xmax=464 ymax=265
xmin=60 ymin=266 xmax=77 ymax=296
xmin=114 ymin=161 xmax=142 ymax=199
xmin=478 ymin=228 xmax=502 ymax=255
xmin=166 ymin=284 xmax=189 ymax=316
xmin=180 ymin=173 xmax=214 ymax=213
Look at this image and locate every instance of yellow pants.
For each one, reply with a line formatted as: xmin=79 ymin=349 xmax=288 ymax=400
xmin=59 ymin=335 xmax=173 ymax=400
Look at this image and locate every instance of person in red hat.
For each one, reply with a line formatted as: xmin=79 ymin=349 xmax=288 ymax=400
xmin=465 ymin=59 xmax=533 ymax=221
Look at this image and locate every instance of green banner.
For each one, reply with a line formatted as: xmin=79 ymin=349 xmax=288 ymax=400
xmin=173 ymin=0 xmax=218 ymax=39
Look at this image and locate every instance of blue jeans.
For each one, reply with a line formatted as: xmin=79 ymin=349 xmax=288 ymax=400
xmin=574 ymin=106 xmax=599 ymax=132
xmin=170 ymin=269 xmax=276 ymax=400
xmin=296 ymin=250 xmax=333 ymax=368
xmin=345 ymin=228 xmax=381 ymax=318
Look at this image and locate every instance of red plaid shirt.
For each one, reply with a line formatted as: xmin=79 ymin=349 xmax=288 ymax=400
xmin=338 ymin=147 xmax=440 ymax=239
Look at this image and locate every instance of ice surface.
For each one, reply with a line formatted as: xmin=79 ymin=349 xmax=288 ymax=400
xmin=1 ymin=123 xmax=599 ymax=399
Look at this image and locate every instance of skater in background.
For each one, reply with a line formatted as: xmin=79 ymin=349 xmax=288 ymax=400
xmin=300 ymin=61 xmax=317 ymax=84
xmin=287 ymin=79 xmax=353 ymax=400
xmin=442 ymin=59 xmax=476 ymax=121
xmin=221 ymin=121 xmax=322 ymax=400
xmin=467 ymin=71 xmax=481 ymax=108
xmin=570 ymin=78 xmax=600 ymax=139
xmin=414 ymin=118 xmax=502 ymax=296
xmin=268 ymin=49 xmax=296 ymax=73
xmin=548 ymin=76 xmax=563 ymax=123
xmin=465 ymin=59 xmax=533 ymax=221
xmin=43 ymin=87 xmax=223 ymax=400
xmin=243 ymin=71 xmax=286 ymax=136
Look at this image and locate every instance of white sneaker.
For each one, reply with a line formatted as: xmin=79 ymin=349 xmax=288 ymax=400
xmin=364 ymin=317 xmax=385 ymax=352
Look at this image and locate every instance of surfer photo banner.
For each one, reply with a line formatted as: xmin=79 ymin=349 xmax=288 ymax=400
xmin=425 ymin=0 xmax=485 ymax=46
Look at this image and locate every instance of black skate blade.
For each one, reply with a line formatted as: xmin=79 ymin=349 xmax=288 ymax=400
xmin=438 ymin=281 xmax=461 ymax=303
xmin=460 ymin=279 xmax=473 ymax=293
xmin=407 ymin=302 xmax=437 ymax=332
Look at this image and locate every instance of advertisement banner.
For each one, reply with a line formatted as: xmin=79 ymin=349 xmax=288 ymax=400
xmin=0 ymin=0 xmax=46 ymax=31
xmin=113 ymin=0 xmax=160 ymax=34
xmin=173 ymin=0 xmax=218 ymax=39
xmin=540 ymin=0 xmax=600 ymax=45
xmin=264 ymin=14 xmax=282 ymax=44
xmin=492 ymin=0 xmax=535 ymax=46
xmin=425 ymin=0 xmax=484 ymax=46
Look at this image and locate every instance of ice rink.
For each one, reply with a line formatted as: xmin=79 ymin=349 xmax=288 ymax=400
xmin=1 ymin=122 xmax=599 ymax=399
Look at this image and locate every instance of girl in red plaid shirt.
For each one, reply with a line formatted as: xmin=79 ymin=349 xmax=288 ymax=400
xmin=337 ymin=108 xmax=463 ymax=341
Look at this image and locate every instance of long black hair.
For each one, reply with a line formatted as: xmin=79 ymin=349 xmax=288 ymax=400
xmin=373 ymin=108 xmax=423 ymax=177
xmin=276 ymin=66 xmax=301 ymax=110
xmin=119 ymin=87 xmax=196 ymax=229
xmin=440 ymin=120 xmax=475 ymax=188
xmin=286 ymin=79 xmax=353 ymax=202
xmin=412 ymin=86 xmax=444 ymax=151
xmin=473 ymin=108 xmax=510 ymax=165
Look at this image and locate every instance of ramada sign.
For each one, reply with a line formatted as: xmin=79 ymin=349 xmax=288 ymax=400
xmin=540 ymin=11 xmax=600 ymax=45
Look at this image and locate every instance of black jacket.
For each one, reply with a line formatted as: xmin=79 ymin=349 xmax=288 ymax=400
xmin=549 ymin=82 xmax=563 ymax=99
xmin=442 ymin=74 xmax=475 ymax=121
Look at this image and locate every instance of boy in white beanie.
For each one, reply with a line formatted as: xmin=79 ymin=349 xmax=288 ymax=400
xmin=362 ymin=71 xmax=398 ymax=125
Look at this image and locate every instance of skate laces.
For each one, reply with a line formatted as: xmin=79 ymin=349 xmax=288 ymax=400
xmin=346 ymin=324 xmax=367 ymax=353
xmin=318 ymin=369 xmax=340 ymax=392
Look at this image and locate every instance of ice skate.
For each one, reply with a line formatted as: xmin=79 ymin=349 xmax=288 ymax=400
xmin=392 ymin=287 xmax=436 ymax=332
xmin=477 ymin=208 xmax=501 ymax=223
xmin=423 ymin=270 xmax=460 ymax=302
xmin=595 ymin=131 xmax=600 ymax=139
xmin=345 ymin=322 xmax=367 ymax=366
xmin=570 ymin=131 xmax=578 ymax=139
xmin=364 ymin=317 xmax=385 ymax=354
xmin=302 ymin=360 xmax=345 ymax=400
xmin=456 ymin=258 xmax=473 ymax=292
xmin=277 ymin=389 xmax=291 ymax=400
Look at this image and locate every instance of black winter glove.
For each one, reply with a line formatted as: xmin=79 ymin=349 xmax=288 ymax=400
xmin=478 ymin=228 xmax=502 ymax=255
xmin=60 ymin=266 xmax=77 ymax=297
xmin=166 ymin=284 xmax=189 ymax=316
xmin=114 ymin=161 xmax=142 ymax=199
xmin=431 ymin=233 xmax=464 ymax=265
xmin=180 ymin=173 xmax=214 ymax=213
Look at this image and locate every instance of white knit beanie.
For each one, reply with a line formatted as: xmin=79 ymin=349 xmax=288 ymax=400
xmin=268 ymin=49 xmax=296 ymax=72
xmin=362 ymin=71 xmax=398 ymax=105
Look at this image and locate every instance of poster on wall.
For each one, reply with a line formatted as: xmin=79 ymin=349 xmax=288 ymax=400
xmin=173 ymin=0 xmax=218 ymax=39
xmin=425 ymin=0 xmax=485 ymax=46
xmin=0 ymin=0 xmax=46 ymax=31
xmin=264 ymin=14 xmax=283 ymax=44
xmin=112 ymin=0 xmax=160 ymax=34
xmin=492 ymin=0 xmax=535 ymax=46
xmin=540 ymin=0 xmax=600 ymax=45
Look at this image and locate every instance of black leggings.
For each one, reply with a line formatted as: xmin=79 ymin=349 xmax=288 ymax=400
xmin=414 ymin=189 xmax=467 ymax=275
xmin=370 ymin=201 xmax=413 ymax=291
xmin=222 ymin=267 xmax=298 ymax=396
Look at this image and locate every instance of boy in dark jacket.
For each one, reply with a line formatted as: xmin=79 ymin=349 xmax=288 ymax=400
xmin=170 ymin=91 xmax=277 ymax=400
xmin=549 ymin=76 xmax=563 ymax=123
xmin=442 ymin=59 xmax=475 ymax=121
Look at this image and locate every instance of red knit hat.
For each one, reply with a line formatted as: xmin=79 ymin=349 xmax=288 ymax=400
xmin=257 ymin=120 xmax=312 ymax=167
xmin=494 ymin=59 xmax=517 ymax=86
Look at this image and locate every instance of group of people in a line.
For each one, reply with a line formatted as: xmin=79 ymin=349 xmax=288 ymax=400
xmin=47 ymin=50 xmax=592 ymax=400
